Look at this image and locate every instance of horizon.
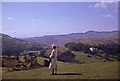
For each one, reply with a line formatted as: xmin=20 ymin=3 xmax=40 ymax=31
xmin=2 ymin=29 xmax=118 ymax=39
xmin=2 ymin=2 xmax=118 ymax=38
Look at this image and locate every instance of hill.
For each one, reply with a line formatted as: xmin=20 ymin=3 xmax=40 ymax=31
xmin=56 ymin=38 xmax=119 ymax=48
xmin=1 ymin=33 xmax=44 ymax=56
xmin=24 ymin=30 xmax=119 ymax=45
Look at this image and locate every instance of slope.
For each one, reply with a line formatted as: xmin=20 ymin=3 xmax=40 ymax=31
xmin=2 ymin=57 xmax=119 ymax=79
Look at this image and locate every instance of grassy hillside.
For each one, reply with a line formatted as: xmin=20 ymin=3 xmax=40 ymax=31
xmin=2 ymin=57 xmax=119 ymax=79
xmin=72 ymin=51 xmax=105 ymax=63
xmin=2 ymin=33 xmax=44 ymax=56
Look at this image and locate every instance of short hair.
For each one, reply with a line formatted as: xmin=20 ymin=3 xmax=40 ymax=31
xmin=53 ymin=46 xmax=56 ymax=49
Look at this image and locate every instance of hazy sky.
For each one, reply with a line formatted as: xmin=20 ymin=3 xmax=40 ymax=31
xmin=2 ymin=2 xmax=118 ymax=38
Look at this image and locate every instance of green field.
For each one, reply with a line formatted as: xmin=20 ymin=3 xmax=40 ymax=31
xmin=72 ymin=51 xmax=105 ymax=63
xmin=2 ymin=56 xmax=119 ymax=79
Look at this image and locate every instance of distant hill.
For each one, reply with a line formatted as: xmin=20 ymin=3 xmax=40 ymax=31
xmin=55 ymin=38 xmax=119 ymax=48
xmin=24 ymin=30 xmax=119 ymax=45
xmin=1 ymin=33 xmax=44 ymax=56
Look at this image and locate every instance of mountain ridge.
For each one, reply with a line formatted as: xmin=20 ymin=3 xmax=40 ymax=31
xmin=23 ymin=30 xmax=119 ymax=45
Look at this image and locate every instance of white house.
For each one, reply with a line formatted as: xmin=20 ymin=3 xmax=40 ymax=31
xmin=89 ymin=47 xmax=98 ymax=52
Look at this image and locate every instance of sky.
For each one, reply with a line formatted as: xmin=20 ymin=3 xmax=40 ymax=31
xmin=2 ymin=2 xmax=118 ymax=38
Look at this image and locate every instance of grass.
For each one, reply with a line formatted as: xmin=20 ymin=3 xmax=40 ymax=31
xmin=19 ymin=56 xmax=48 ymax=65
xmin=2 ymin=56 xmax=119 ymax=79
xmin=72 ymin=51 xmax=104 ymax=63
xmin=37 ymin=57 xmax=48 ymax=64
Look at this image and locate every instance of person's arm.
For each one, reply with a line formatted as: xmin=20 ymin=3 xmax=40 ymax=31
xmin=49 ymin=50 xmax=55 ymax=58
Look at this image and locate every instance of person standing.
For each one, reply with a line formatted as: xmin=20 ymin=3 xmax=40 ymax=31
xmin=49 ymin=44 xmax=57 ymax=75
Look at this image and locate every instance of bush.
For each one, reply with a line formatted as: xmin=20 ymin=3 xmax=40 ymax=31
xmin=43 ymin=59 xmax=50 ymax=67
xmin=57 ymin=50 xmax=75 ymax=62
xmin=87 ymin=55 xmax=91 ymax=57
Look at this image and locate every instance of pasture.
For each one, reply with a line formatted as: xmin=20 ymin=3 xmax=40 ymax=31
xmin=2 ymin=56 xmax=119 ymax=79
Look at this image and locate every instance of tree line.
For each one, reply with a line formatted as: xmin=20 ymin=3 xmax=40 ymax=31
xmin=65 ymin=42 xmax=119 ymax=57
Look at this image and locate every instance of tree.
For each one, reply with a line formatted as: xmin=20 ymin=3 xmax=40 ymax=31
xmin=57 ymin=50 xmax=75 ymax=62
xmin=40 ymin=50 xmax=46 ymax=57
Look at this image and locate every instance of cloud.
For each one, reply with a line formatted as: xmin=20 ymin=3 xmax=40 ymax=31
xmin=30 ymin=19 xmax=35 ymax=21
xmin=88 ymin=5 xmax=92 ymax=8
xmin=37 ymin=19 xmax=42 ymax=21
xmin=7 ymin=17 xmax=15 ymax=20
xmin=89 ymin=2 xmax=118 ymax=9
xmin=103 ymin=14 xmax=114 ymax=18
xmin=30 ymin=18 xmax=42 ymax=22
